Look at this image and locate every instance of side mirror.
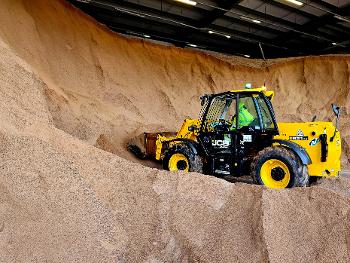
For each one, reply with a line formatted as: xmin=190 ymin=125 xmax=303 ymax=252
xmin=330 ymin=103 xmax=341 ymax=142
xmin=332 ymin=103 xmax=340 ymax=118
xmin=188 ymin=125 xmax=196 ymax=132
xmin=200 ymin=94 xmax=208 ymax=106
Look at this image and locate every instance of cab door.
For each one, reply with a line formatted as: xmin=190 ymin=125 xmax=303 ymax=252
xmin=198 ymin=94 xmax=238 ymax=176
xmin=235 ymin=93 xmax=278 ymax=173
xmin=235 ymin=94 xmax=262 ymax=171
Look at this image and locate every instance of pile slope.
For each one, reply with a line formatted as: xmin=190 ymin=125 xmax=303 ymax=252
xmin=1 ymin=39 xmax=350 ymax=262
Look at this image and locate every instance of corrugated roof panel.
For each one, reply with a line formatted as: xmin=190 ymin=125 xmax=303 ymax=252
xmin=225 ymin=10 xmax=290 ymax=32
xmin=299 ymin=4 xmax=327 ymax=16
xmin=131 ymin=0 xmax=214 ymax=13
xmin=317 ymin=26 xmax=339 ymax=36
xmin=167 ymin=7 xmax=204 ymax=19
xmin=255 ymin=3 xmax=290 ymax=18
xmin=239 ymin=0 xmax=265 ymax=10
xmin=282 ymin=12 xmax=310 ymax=24
xmin=127 ymin=0 xmax=207 ymax=17
xmin=334 ymin=21 xmax=350 ymax=29
xmin=213 ymin=18 xmax=259 ymax=34
xmin=128 ymin=0 xmax=164 ymax=10
xmin=251 ymin=30 xmax=278 ymax=38
xmin=322 ymin=0 xmax=350 ymax=7
xmin=212 ymin=18 xmax=232 ymax=27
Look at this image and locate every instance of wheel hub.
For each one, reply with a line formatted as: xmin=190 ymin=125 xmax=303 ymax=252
xmin=177 ymin=160 xmax=188 ymax=170
xmin=271 ymin=167 xmax=286 ymax=181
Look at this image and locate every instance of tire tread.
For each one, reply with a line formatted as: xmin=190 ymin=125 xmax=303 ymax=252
xmin=163 ymin=143 xmax=203 ymax=173
xmin=251 ymin=146 xmax=309 ymax=188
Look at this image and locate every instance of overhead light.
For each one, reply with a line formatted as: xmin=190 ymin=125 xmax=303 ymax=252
xmin=284 ymin=0 xmax=303 ymax=6
xmin=174 ymin=0 xmax=197 ymax=6
xmin=240 ymin=16 xmax=262 ymax=24
xmin=207 ymin=30 xmax=231 ymax=39
xmin=332 ymin=42 xmax=337 ymax=45
xmin=144 ymin=34 xmax=151 ymax=38
xmin=188 ymin=43 xmax=197 ymax=47
xmin=244 ymin=54 xmax=251 ymax=58
xmin=334 ymin=15 xmax=350 ymax=24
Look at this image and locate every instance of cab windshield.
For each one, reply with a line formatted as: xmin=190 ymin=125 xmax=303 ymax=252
xmin=201 ymin=94 xmax=236 ymax=132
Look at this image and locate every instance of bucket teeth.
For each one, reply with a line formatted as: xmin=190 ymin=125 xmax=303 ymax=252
xmin=127 ymin=143 xmax=147 ymax=159
xmin=127 ymin=133 xmax=147 ymax=159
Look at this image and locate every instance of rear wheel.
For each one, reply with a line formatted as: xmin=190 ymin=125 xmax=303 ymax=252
xmin=309 ymin=176 xmax=321 ymax=185
xmin=163 ymin=144 xmax=203 ymax=173
xmin=298 ymin=164 xmax=309 ymax=187
xmin=251 ymin=146 xmax=308 ymax=188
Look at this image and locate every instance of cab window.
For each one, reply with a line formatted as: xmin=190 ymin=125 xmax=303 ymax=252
xmin=237 ymin=95 xmax=260 ymax=130
xmin=203 ymin=95 xmax=236 ymax=132
xmin=256 ymin=95 xmax=276 ymax=130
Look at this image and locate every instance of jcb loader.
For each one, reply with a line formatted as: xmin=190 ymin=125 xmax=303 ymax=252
xmin=128 ymin=86 xmax=341 ymax=189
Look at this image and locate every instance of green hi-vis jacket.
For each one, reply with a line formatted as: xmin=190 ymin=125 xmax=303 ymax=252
xmin=231 ymin=103 xmax=254 ymax=130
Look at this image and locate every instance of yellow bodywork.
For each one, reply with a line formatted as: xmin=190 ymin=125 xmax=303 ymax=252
xmin=276 ymin=122 xmax=341 ymax=177
xmin=155 ymin=119 xmax=200 ymax=160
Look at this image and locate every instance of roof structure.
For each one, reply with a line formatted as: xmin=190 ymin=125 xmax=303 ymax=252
xmin=68 ymin=0 xmax=350 ymax=58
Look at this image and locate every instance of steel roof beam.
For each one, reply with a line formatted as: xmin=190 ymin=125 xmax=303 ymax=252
xmin=197 ymin=0 xmax=243 ymax=28
xmin=259 ymin=0 xmax=316 ymax=20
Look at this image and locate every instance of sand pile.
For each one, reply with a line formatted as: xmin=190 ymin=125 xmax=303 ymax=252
xmin=0 ymin=42 xmax=350 ymax=262
xmin=0 ymin=0 xmax=350 ymax=262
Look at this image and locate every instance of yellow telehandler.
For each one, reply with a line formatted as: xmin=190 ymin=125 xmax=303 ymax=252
xmin=128 ymin=86 xmax=342 ymax=188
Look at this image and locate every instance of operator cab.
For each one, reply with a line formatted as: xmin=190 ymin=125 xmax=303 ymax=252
xmin=197 ymin=88 xmax=279 ymax=176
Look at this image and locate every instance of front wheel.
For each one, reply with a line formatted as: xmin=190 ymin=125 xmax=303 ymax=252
xmin=163 ymin=144 xmax=203 ymax=173
xmin=251 ymin=146 xmax=308 ymax=189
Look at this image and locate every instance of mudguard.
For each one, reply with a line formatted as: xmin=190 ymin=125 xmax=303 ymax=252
xmin=272 ymin=139 xmax=312 ymax=165
xmin=165 ymin=138 xmax=200 ymax=155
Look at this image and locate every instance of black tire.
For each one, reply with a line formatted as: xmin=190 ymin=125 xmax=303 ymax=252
xmin=309 ymin=176 xmax=321 ymax=185
xmin=251 ymin=146 xmax=308 ymax=188
xmin=163 ymin=143 xmax=203 ymax=173
xmin=297 ymin=164 xmax=310 ymax=187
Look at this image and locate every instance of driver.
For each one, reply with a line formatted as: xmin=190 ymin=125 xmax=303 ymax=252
xmin=231 ymin=101 xmax=254 ymax=130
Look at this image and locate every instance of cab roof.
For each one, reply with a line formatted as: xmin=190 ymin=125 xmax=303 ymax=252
xmin=229 ymin=86 xmax=274 ymax=99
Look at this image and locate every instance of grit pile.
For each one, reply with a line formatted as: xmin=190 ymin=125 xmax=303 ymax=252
xmin=0 ymin=0 xmax=349 ymax=262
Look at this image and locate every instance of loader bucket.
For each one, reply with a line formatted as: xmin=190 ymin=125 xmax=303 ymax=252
xmin=127 ymin=132 xmax=176 ymax=160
